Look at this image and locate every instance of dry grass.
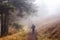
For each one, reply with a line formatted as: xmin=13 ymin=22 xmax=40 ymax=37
xmin=0 ymin=30 xmax=27 ymax=40
xmin=37 ymin=32 xmax=60 ymax=40
xmin=37 ymin=21 xmax=60 ymax=40
xmin=0 ymin=31 xmax=60 ymax=40
xmin=0 ymin=22 xmax=60 ymax=40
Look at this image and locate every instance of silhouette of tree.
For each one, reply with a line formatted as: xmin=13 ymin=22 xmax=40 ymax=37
xmin=0 ymin=1 xmax=14 ymax=37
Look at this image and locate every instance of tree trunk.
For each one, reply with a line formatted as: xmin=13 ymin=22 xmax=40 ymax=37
xmin=1 ymin=11 xmax=9 ymax=37
xmin=5 ymin=12 xmax=9 ymax=35
xmin=1 ymin=12 xmax=4 ymax=37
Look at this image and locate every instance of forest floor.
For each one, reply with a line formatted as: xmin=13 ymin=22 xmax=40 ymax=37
xmin=0 ymin=30 xmax=60 ymax=40
xmin=0 ymin=27 xmax=60 ymax=40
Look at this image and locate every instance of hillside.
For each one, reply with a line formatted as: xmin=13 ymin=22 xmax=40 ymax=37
xmin=37 ymin=20 xmax=60 ymax=40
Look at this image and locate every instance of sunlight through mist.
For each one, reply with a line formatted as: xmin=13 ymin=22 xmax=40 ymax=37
xmin=16 ymin=0 xmax=60 ymax=31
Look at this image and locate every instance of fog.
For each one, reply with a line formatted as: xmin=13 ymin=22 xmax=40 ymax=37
xmin=8 ymin=0 xmax=60 ymax=31
xmin=18 ymin=0 xmax=60 ymax=25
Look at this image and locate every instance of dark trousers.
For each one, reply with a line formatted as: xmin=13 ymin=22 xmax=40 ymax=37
xmin=32 ymin=28 xmax=35 ymax=33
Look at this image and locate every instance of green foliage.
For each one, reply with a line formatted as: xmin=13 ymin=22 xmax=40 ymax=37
xmin=0 ymin=1 xmax=15 ymax=13
xmin=12 ymin=23 xmax=23 ymax=30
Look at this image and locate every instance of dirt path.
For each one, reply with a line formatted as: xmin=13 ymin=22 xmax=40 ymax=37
xmin=27 ymin=32 xmax=37 ymax=40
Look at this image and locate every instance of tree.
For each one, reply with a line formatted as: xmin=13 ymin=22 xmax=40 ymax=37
xmin=0 ymin=0 xmax=37 ymax=37
xmin=8 ymin=0 xmax=36 ymax=17
xmin=0 ymin=1 xmax=14 ymax=37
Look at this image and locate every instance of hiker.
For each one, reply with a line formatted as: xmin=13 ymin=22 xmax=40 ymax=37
xmin=31 ymin=24 xmax=35 ymax=33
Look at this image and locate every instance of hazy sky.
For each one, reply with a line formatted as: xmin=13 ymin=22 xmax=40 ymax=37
xmin=16 ymin=0 xmax=60 ymax=31
xmin=29 ymin=0 xmax=60 ymax=22
xmin=18 ymin=0 xmax=60 ymax=26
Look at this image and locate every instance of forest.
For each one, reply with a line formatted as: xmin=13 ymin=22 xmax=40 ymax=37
xmin=0 ymin=0 xmax=60 ymax=40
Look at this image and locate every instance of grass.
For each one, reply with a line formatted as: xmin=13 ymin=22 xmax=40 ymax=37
xmin=37 ymin=31 xmax=60 ymax=40
xmin=0 ymin=31 xmax=60 ymax=40
xmin=0 ymin=30 xmax=27 ymax=40
xmin=0 ymin=28 xmax=60 ymax=40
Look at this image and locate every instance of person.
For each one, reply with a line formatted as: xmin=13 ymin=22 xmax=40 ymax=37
xmin=31 ymin=24 xmax=35 ymax=33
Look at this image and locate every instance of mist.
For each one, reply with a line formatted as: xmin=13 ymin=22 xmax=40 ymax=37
xmin=19 ymin=0 xmax=60 ymax=25
xmin=8 ymin=0 xmax=60 ymax=31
